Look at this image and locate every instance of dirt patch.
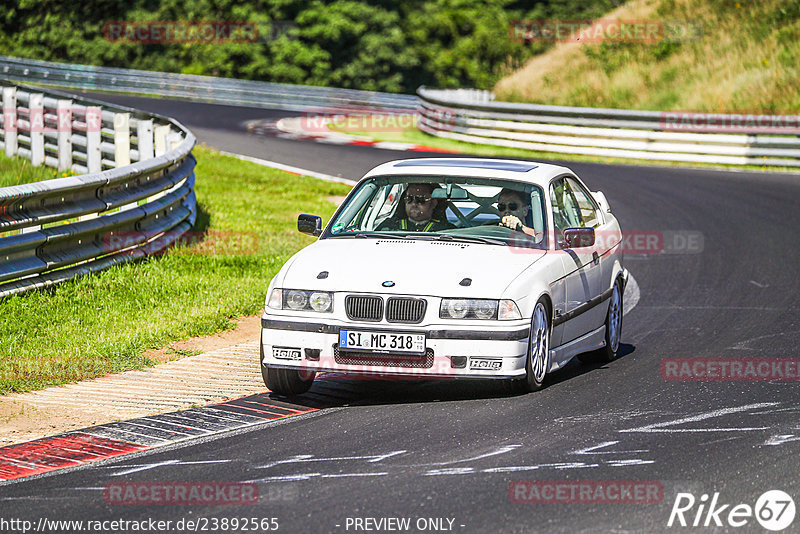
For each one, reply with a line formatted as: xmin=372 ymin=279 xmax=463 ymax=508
xmin=0 ymin=400 xmax=104 ymax=446
xmin=0 ymin=314 xmax=263 ymax=447
xmin=142 ymin=314 xmax=262 ymax=364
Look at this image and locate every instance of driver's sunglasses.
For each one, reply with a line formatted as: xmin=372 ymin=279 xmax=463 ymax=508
xmin=405 ymin=195 xmax=432 ymax=205
xmin=497 ymin=202 xmax=520 ymax=212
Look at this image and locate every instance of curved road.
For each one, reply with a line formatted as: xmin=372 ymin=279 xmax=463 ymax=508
xmin=3 ymin=94 xmax=800 ymax=533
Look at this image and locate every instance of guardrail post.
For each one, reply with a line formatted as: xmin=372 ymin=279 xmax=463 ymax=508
xmin=168 ymin=131 xmax=182 ymax=150
xmin=57 ymin=99 xmax=72 ymax=171
xmin=2 ymin=86 xmax=17 ymax=157
xmin=29 ymin=93 xmax=44 ymax=166
xmin=154 ymin=124 xmax=170 ymax=156
xmin=136 ymin=118 xmax=154 ymax=161
xmin=114 ymin=112 xmax=131 ymax=167
xmin=86 ymin=106 xmax=102 ymax=173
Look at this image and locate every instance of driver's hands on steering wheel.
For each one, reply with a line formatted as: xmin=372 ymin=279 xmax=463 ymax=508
xmin=500 ymin=214 xmax=524 ymax=232
xmin=500 ymin=215 xmax=543 ymax=242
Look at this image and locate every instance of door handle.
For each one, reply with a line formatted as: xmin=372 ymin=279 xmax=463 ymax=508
xmin=592 ymin=252 xmax=600 ymax=265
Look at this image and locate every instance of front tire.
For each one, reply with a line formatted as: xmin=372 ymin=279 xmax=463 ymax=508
xmin=262 ymin=365 xmax=315 ymax=396
xmin=579 ymin=277 xmax=623 ymax=364
xmin=512 ymin=299 xmax=550 ymax=393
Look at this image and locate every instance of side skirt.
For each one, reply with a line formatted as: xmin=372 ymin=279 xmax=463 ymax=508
xmin=548 ymin=325 xmax=606 ymax=372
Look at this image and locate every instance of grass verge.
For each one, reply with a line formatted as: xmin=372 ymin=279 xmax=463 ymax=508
xmin=0 ymin=153 xmax=77 ymax=188
xmin=0 ymin=144 xmax=351 ymax=395
xmin=495 ymin=0 xmax=800 ymax=112
xmin=329 ymin=114 xmax=800 ymax=174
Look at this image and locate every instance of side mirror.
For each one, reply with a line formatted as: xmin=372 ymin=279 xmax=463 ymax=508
xmin=592 ymin=190 xmax=612 ymax=213
xmin=298 ymin=214 xmax=322 ymax=236
xmin=564 ymin=227 xmax=595 ymax=248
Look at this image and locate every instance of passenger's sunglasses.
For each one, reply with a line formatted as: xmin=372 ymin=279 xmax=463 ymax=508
xmin=497 ymin=202 xmax=520 ymax=212
xmin=405 ymin=195 xmax=432 ymax=205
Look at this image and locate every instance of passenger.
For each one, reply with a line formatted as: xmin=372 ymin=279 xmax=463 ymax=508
xmin=497 ymin=188 xmax=539 ymax=239
xmin=377 ymin=183 xmax=455 ymax=232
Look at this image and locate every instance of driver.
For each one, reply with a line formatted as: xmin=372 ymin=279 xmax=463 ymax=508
xmin=377 ymin=183 xmax=455 ymax=232
xmin=497 ymin=188 xmax=540 ymax=239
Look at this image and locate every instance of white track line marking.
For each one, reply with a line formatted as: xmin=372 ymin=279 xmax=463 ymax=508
xmin=320 ymin=472 xmax=389 ymax=478
xmin=254 ymin=451 xmax=407 ymax=470
xmin=571 ymin=440 xmax=648 ymax=455
xmin=619 ymin=402 xmax=779 ymax=433
xmin=220 ymin=151 xmax=357 ymax=185
xmin=764 ymin=434 xmax=800 ymax=446
xmin=424 ymin=445 xmax=521 ymax=467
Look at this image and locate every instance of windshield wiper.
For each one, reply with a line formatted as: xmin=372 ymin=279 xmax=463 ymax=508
xmin=433 ymin=234 xmax=507 ymax=246
xmin=330 ymin=232 xmax=407 ymax=239
xmin=358 ymin=232 xmax=409 ymax=239
xmin=392 ymin=233 xmax=506 ymax=245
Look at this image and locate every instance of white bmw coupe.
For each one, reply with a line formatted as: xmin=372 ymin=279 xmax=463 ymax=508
xmin=261 ymin=158 xmax=627 ymax=396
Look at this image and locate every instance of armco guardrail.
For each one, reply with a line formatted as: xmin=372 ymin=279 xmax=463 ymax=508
xmin=0 ymin=55 xmax=416 ymax=113
xmin=417 ymin=88 xmax=800 ymax=167
xmin=0 ymin=82 xmax=196 ymax=298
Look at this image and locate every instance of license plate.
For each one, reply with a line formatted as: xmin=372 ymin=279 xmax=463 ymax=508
xmin=339 ymin=330 xmax=426 ymax=354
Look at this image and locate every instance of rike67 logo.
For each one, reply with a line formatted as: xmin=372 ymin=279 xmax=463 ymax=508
xmin=668 ymin=490 xmax=795 ymax=531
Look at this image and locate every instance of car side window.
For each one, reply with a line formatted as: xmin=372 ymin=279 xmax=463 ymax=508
xmin=550 ymin=178 xmax=583 ymax=247
xmin=331 ymin=183 xmax=378 ymax=233
xmin=529 ymin=188 xmax=545 ymax=236
xmin=565 ymin=177 xmax=601 ymax=229
xmin=368 ymin=184 xmax=403 ymax=229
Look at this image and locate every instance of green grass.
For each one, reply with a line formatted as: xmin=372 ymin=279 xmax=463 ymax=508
xmin=329 ymin=114 xmax=800 ymax=174
xmin=0 ymin=145 xmax=351 ymax=395
xmin=0 ymin=153 xmax=77 ymax=187
xmin=495 ymin=0 xmax=800 ymax=113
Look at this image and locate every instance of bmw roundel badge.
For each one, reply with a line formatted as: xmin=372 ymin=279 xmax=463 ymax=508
xmin=382 ymin=281 xmax=395 ymax=287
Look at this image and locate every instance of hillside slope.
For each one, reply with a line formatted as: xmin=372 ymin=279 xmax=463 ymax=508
xmin=494 ymin=0 xmax=800 ymax=112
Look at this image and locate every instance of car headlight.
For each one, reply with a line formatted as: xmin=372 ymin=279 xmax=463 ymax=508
xmin=286 ymin=290 xmax=309 ymax=310
xmin=473 ymin=300 xmax=497 ymax=320
xmin=269 ymin=289 xmax=334 ymax=312
xmin=443 ymin=299 xmax=470 ymax=319
xmin=309 ymin=292 xmax=333 ymax=312
xmin=440 ymin=299 xmax=499 ymax=320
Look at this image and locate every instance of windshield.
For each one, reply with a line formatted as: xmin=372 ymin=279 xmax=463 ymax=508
xmin=323 ymin=175 xmax=547 ymax=248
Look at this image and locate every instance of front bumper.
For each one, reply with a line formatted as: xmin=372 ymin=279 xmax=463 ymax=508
xmin=260 ymin=315 xmax=530 ymax=379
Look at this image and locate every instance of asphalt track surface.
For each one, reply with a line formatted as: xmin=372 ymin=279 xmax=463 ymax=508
xmin=2 ymin=93 xmax=800 ymax=533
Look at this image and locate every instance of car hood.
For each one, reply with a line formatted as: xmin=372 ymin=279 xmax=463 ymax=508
xmin=280 ymin=238 xmax=546 ymax=297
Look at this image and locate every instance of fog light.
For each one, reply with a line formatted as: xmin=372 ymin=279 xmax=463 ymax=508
xmin=450 ymin=356 xmax=467 ymax=368
xmin=305 ymin=348 xmax=321 ymax=361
